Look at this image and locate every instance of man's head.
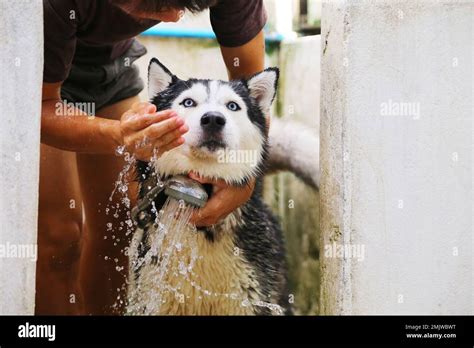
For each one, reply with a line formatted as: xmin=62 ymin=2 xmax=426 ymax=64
xmin=115 ymin=0 xmax=218 ymax=22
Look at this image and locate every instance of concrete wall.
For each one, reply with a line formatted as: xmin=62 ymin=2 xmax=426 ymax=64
xmin=0 ymin=1 xmax=43 ymax=314
xmin=321 ymin=0 xmax=473 ymax=314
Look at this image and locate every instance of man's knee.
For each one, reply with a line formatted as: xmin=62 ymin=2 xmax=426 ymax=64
xmin=38 ymin=214 xmax=83 ymax=271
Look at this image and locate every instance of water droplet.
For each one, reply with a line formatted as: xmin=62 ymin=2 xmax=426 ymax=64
xmin=178 ymin=262 xmax=187 ymax=275
xmin=118 ymin=185 xmax=128 ymax=194
xmin=122 ymin=197 xmax=131 ymax=207
xmin=241 ymin=299 xmax=250 ymax=307
xmin=115 ymin=145 xmax=126 ymax=156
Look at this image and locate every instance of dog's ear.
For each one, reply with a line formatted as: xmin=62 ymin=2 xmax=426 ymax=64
xmin=246 ymin=67 xmax=279 ymax=114
xmin=148 ymin=58 xmax=178 ymax=100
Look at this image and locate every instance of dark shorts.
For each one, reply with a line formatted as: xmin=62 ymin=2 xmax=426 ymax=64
xmin=61 ymin=39 xmax=147 ymax=112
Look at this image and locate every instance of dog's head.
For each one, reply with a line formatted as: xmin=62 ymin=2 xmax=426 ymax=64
xmin=147 ymin=58 xmax=279 ymax=185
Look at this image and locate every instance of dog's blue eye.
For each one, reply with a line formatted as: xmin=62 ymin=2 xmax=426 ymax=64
xmin=181 ymin=98 xmax=197 ymax=108
xmin=226 ymin=102 xmax=240 ymax=111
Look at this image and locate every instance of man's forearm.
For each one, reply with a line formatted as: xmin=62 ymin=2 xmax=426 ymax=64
xmin=41 ymin=99 xmax=121 ymax=154
xmin=220 ymin=30 xmax=269 ymax=131
xmin=220 ymin=30 xmax=265 ymax=80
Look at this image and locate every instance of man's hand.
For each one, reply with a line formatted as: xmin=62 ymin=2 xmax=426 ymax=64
xmin=119 ymin=102 xmax=188 ymax=161
xmin=188 ymin=172 xmax=256 ymax=227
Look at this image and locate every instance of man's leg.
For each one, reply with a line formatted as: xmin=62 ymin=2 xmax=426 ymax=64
xmin=77 ymin=96 xmax=140 ymax=315
xmin=36 ymin=144 xmax=84 ymax=315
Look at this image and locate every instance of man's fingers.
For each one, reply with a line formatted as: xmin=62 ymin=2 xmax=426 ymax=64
xmin=153 ymin=124 xmax=188 ymax=148
xmin=157 ymin=137 xmax=185 ymax=156
xmin=188 ymin=178 xmax=255 ymax=227
xmin=189 ymin=189 xmax=230 ymax=226
xmin=125 ymin=121 xmax=186 ymax=153
xmin=146 ymin=116 xmax=185 ymax=139
xmin=190 ymin=205 xmax=221 ymax=226
xmin=187 ymin=174 xmax=235 ymax=225
xmin=188 ymin=172 xmax=227 ymax=188
xmin=131 ymin=101 xmax=156 ymax=114
xmin=124 ymin=110 xmax=177 ymax=131
xmin=124 ymin=116 xmax=182 ymax=147
xmin=121 ymin=103 xmax=158 ymax=123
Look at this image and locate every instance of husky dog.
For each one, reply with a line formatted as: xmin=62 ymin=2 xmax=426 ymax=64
xmin=127 ymin=58 xmax=291 ymax=315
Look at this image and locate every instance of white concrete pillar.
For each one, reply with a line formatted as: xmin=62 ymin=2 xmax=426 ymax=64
xmin=0 ymin=1 xmax=43 ymax=314
xmin=320 ymin=0 xmax=473 ymax=314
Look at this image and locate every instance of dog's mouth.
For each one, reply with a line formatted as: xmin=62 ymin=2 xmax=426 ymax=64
xmin=199 ymin=139 xmax=226 ymax=152
xmin=193 ymin=132 xmax=227 ymax=153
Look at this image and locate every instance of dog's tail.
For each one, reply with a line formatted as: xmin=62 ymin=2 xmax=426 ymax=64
xmin=267 ymin=118 xmax=320 ymax=190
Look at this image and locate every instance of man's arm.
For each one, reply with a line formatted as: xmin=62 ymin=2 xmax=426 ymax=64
xmin=41 ymin=82 xmax=122 ymax=153
xmin=220 ymin=30 xmax=270 ymax=131
xmin=41 ymin=82 xmax=186 ymax=158
xmin=220 ymin=30 xmax=265 ymax=80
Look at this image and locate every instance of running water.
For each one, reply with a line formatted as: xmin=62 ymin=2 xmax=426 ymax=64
xmin=127 ymin=196 xmax=201 ymax=315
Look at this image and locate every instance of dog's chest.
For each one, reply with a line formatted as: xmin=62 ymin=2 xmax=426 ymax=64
xmin=128 ymin=220 xmax=262 ymax=315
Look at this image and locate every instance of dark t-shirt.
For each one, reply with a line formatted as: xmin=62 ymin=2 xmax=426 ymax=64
xmin=43 ymin=0 xmax=267 ymax=83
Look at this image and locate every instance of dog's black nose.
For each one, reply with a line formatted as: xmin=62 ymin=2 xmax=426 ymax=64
xmin=201 ymin=112 xmax=226 ymax=132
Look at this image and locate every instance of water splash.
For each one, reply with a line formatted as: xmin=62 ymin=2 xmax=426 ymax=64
xmin=127 ymin=196 xmax=198 ymax=314
xmin=110 ymin=147 xmax=284 ymax=315
xmin=126 ymin=194 xmax=285 ymax=315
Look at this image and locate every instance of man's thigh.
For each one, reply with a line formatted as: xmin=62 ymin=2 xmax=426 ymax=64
xmin=36 ymin=143 xmax=84 ymax=314
xmin=76 ymin=95 xmax=140 ymax=237
xmin=76 ymin=95 xmax=139 ymax=314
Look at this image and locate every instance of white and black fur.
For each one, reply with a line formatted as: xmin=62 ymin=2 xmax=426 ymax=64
xmin=127 ymin=58 xmax=292 ymax=315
